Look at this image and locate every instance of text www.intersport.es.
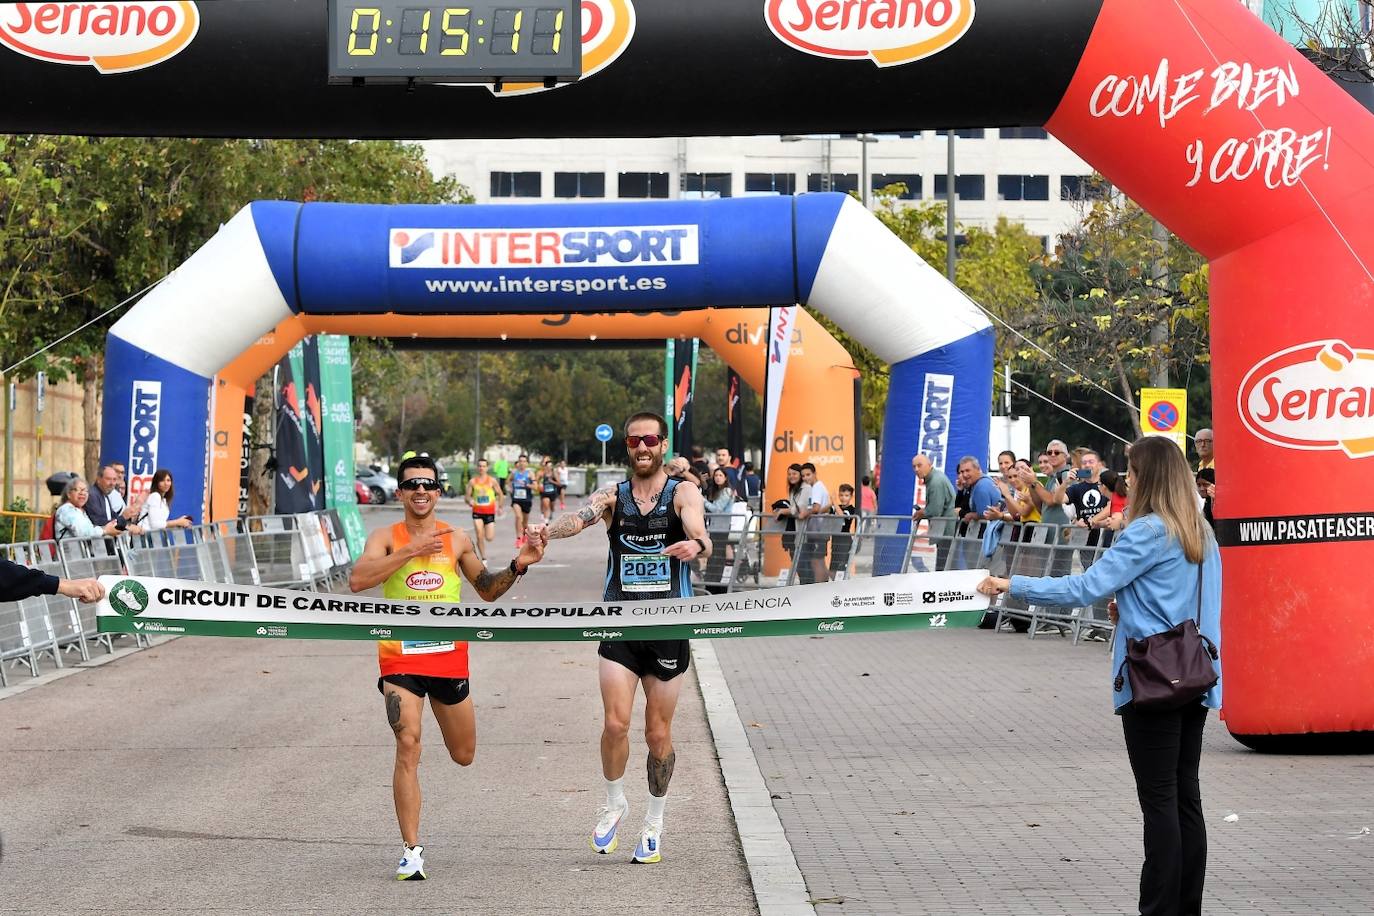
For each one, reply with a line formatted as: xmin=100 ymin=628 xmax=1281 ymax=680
xmin=424 ymin=275 xmax=670 ymax=296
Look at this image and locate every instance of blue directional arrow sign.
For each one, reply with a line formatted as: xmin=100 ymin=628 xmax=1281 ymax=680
xmin=595 ymin=424 xmax=614 ymax=442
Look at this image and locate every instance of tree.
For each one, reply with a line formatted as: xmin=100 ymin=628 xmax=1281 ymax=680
xmin=1015 ymin=196 xmax=1210 ymax=442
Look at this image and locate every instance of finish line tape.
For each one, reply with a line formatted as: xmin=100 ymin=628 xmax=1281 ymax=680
xmin=95 ymin=571 xmax=991 ymax=642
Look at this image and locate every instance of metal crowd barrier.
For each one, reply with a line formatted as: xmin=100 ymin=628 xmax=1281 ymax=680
xmin=691 ymin=511 xmax=1116 ymax=644
xmin=0 ymin=509 xmax=355 ymax=686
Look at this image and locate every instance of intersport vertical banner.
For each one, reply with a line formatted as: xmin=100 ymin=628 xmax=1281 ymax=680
xmin=762 ymin=305 xmax=796 ymax=478
xmin=318 ymin=334 xmax=365 ymax=560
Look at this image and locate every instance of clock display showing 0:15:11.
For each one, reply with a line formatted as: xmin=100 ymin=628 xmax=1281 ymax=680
xmin=344 ymin=6 xmax=570 ymax=57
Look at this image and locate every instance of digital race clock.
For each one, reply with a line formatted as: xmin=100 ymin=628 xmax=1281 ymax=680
xmin=327 ymin=1 xmax=581 ymax=84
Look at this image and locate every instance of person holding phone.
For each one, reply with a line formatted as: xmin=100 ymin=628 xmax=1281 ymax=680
xmin=142 ymin=469 xmax=193 ymax=530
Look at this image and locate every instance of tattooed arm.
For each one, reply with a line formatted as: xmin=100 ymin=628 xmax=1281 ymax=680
xmin=539 ymin=486 xmax=616 ymax=540
xmin=458 ymin=527 xmax=547 ymax=601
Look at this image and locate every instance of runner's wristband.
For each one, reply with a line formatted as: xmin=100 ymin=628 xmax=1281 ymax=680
xmin=509 ymin=558 xmax=526 ymax=577
xmin=692 ymin=537 xmax=708 ymax=554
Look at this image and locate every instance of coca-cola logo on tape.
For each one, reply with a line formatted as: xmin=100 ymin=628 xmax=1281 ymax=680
xmin=0 ymin=2 xmax=200 ymax=74
xmin=765 ymin=0 xmax=975 ymax=67
xmin=406 ymin=570 xmax=444 ymax=592
xmin=1238 ymin=340 xmax=1374 ymax=458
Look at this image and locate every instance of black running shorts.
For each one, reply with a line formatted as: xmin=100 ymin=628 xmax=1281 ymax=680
xmin=472 ymin=511 xmax=496 ymax=524
xmin=378 ymin=674 xmax=471 ymax=705
xmin=512 ymin=499 xmax=533 ymax=514
xmin=598 ymin=640 xmax=691 ymax=681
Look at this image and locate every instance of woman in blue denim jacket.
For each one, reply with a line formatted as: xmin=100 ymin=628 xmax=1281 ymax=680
xmin=979 ymin=436 xmax=1221 ymax=916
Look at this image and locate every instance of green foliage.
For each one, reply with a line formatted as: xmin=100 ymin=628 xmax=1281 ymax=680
xmin=1017 ymin=195 xmax=1211 ymax=443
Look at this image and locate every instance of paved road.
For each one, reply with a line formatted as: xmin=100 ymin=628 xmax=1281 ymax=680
xmin=0 ymin=502 xmax=757 ymax=915
xmin=716 ymin=629 xmax=1374 ymax=916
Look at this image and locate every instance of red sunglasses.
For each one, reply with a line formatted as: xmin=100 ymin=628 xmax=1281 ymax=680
xmin=625 ymin=434 xmax=664 ymax=448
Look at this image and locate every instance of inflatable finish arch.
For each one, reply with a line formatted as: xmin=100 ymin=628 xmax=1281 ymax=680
xmin=104 ymin=193 xmax=991 ymax=532
xmin=9 ymin=0 xmax=1371 ymax=742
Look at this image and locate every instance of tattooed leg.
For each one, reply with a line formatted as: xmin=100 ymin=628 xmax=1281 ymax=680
xmin=647 ymin=750 xmax=676 ymax=797
xmin=385 ymin=686 xmax=424 ymax=846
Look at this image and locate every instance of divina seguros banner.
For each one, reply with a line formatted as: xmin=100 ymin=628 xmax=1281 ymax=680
xmin=95 ymin=571 xmax=989 ymax=643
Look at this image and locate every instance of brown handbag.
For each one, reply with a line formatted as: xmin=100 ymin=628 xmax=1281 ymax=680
xmin=1114 ymin=561 xmax=1219 ymax=710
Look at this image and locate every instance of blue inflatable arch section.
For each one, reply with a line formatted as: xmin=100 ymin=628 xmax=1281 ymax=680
xmin=103 ymin=194 xmax=992 ymax=520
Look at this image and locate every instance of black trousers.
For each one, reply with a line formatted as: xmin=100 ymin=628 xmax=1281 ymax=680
xmin=1120 ymin=701 xmax=1209 ymax=916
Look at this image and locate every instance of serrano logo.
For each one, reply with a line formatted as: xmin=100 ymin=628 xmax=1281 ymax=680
xmin=390 ymin=225 xmax=699 ymax=270
xmin=766 ymin=0 xmax=974 ymax=67
xmin=0 ymin=2 xmax=200 ymax=74
xmin=128 ymin=379 xmax=161 ymax=500
xmin=493 ymin=0 xmax=635 ymax=96
xmin=405 ymin=571 xmax=444 ymax=592
xmin=1239 ymin=340 xmax=1374 ymax=458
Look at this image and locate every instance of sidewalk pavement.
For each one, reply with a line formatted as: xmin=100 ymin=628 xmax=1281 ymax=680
xmin=715 ymin=628 xmax=1374 ymax=916
xmin=0 ymin=503 xmax=757 ymax=915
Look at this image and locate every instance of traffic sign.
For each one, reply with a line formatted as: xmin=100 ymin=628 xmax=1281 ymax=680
xmin=1139 ymin=388 xmax=1188 ymax=451
xmin=595 ymin=424 xmax=614 ymax=443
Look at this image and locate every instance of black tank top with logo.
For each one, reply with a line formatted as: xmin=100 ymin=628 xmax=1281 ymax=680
xmin=604 ymin=477 xmax=690 ymax=602
xmin=541 ymin=474 xmax=560 ymax=498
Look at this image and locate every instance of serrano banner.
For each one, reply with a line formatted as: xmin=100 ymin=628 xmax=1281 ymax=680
xmin=95 ymin=571 xmax=988 ymax=643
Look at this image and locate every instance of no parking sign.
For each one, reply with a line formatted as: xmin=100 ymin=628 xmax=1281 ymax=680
xmin=1140 ymin=387 xmax=1188 ymax=452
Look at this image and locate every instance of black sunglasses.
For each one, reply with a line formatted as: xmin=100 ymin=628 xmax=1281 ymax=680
xmin=399 ymin=478 xmax=441 ymax=491
xmin=625 ymin=434 xmax=664 ymax=448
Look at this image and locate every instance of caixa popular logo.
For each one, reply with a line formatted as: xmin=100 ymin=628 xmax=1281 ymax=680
xmin=405 ymin=570 xmax=445 ymax=592
xmin=390 ymin=225 xmax=699 ymax=269
xmin=1239 ymin=340 xmax=1374 ymax=459
xmin=0 ymin=2 xmax=200 ymax=74
xmin=766 ymin=0 xmax=975 ymax=67
xmin=127 ymin=379 xmax=161 ymax=499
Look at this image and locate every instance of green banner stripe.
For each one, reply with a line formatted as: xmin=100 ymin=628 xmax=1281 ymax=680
xmin=98 ymin=609 xmax=984 ymax=642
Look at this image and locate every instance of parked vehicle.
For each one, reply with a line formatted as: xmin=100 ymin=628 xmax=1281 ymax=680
xmin=354 ymin=479 xmax=374 ymax=505
xmin=356 ymin=465 xmax=398 ymax=504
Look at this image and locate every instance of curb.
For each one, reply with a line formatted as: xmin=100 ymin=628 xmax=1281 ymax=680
xmin=692 ymin=639 xmax=816 ymax=916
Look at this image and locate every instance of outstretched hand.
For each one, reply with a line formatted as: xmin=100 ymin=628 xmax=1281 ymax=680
xmin=517 ymin=527 xmax=548 ymax=569
xmin=976 ymin=576 xmax=1010 ymax=596
xmin=58 ymin=578 xmax=105 ymax=603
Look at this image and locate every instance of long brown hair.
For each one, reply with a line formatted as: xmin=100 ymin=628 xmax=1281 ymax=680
xmin=150 ymin=468 xmax=174 ymax=509
xmin=1125 ymin=436 xmax=1211 ymax=563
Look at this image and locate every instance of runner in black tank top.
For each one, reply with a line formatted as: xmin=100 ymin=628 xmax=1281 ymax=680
xmin=531 ymin=411 xmax=711 ymax=865
xmin=599 ymin=477 xmax=692 ymax=677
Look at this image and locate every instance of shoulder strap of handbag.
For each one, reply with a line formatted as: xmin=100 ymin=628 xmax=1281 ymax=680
xmin=1194 ymin=552 xmax=1204 ymax=626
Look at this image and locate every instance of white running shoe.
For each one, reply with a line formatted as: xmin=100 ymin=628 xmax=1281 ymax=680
xmin=396 ymin=844 xmax=426 ymax=881
xmin=591 ymin=799 xmax=629 ymax=854
xmin=632 ymin=823 xmax=662 ymax=864
xmin=114 ymin=586 xmax=144 ymax=612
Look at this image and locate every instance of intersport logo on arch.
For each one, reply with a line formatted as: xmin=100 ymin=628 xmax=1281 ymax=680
xmin=0 ymin=2 xmax=200 ymax=74
xmin=766 ymin=0 xmax=975 ymax=67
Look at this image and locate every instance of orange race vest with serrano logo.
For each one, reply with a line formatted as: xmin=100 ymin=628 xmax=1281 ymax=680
xmin=377 ymin=522 xmax=468 ymax=678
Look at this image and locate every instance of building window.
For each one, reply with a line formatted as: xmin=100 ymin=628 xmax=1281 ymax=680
xmin=553 ymin=172 xmax=605 ymax=198
xmin=618 ymin=172 xmax=670 ymax=199
xmin=1061 ymin=174 xmax=1110 ymax=200
xmin=999 ymin=127 xmax=1049 ymax=139
xmin=997 ymin=174 xmax=1050 ymax=201
xmin=490 ymin=171 xmax=541 ymax=198
xmin=806 ymin=173 xmax=858 ymax=193
xmin=932 ymin=174 xmax=985 ymax=201
xmin=681 ymin=172 xmax=732 ymax=198
xmin=871 ymin=173 xmax=921 ymax=199
xmin=745 ymin=172 xmax=797 ymax=195
xmin=935 ymin=129 xmax=985 ymax=139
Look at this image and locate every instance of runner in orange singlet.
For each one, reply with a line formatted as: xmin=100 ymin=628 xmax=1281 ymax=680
xmin=350 ymin=455 xmax=545 ymax=881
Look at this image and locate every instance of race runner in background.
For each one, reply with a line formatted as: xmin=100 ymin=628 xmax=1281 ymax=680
xmin=465 ymin=458 xmax=503 ymax=562
xmin=531 ymin=411 xmax=710 ymax=865
xmin=350 ymin=454 xmax=546 ymax=881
